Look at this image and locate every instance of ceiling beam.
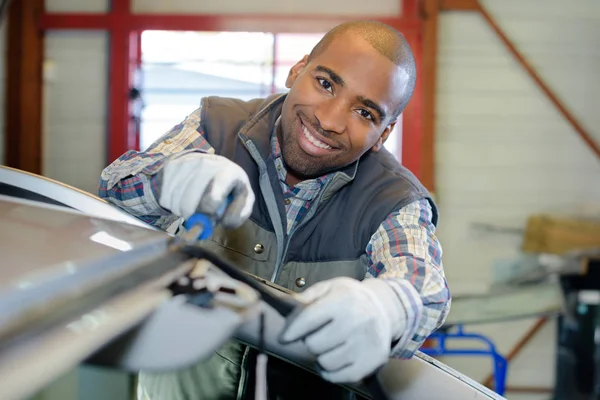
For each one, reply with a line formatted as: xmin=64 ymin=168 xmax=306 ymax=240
xmin=439 ymin=0 xmax=478 ymax=11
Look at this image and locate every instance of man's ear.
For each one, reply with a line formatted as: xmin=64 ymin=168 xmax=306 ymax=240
xmin=371 ymin=121 xmax=396 ymax=152
xmin=286 ymin=55 xmax=309 ymax=88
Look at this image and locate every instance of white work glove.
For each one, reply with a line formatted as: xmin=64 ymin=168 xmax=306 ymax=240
xmin=280 ymin=277 xmax=407 ymax=384
xmin=159 ymin=152 xmax=255 ymax=229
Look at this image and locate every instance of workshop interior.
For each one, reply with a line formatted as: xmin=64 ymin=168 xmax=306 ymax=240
xmin=1 ymin=0 xmax=599 ymax=400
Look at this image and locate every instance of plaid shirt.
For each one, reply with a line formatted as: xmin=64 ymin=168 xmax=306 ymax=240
xmin=270 ymin=127 xmax=332 ymax=235
xmin=99 ymin=105 xmax=450 ymax=358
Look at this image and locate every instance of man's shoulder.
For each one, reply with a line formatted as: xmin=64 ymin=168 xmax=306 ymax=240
xmin=364 ymin=148 xmax=425 ymax=189
xmin=202 ymin=95 xmax=265 ymax=112
xmin=198 ymin=94 xmax=285 ymax=155
xmin=199 ymin=96 xmax=268 ymax=136
xmin=201 ymin=94 xmax=284 ymax=118
xmin=342 ymin=149 xmax=438 ymax=227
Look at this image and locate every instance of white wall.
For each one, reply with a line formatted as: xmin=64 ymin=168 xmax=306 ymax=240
xmin=45 ymin=0 xmax=108 ymax=13
xmin=435 ymin=0 xmax=600 ymax=395
xmin=437 ymin=0 xmax=600 ymax=295
xmin=0 ymin=14 xmax=7 ymax=165
xmin=43 ymin=31 xmax=108 ymax=194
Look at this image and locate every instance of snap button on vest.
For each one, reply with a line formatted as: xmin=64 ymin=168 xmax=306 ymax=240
xmin=295 ymin=277 xmax=306 ymax=288
xmin=253 ymin=243 xmax=264 ymax=254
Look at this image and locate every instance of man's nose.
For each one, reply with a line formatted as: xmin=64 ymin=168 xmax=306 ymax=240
xmin=314 ymin=98 xmax=347 ymax=134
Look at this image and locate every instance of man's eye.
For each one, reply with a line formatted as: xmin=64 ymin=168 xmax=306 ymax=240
xmin=359 ymin=109 xmax=374 ymax=120
xmin=317 ymin=78 xmax=332 ymax=92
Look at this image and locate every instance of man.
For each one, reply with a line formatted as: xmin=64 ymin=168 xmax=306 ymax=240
xmin=99 ymin=20 xmax=450 ymax=400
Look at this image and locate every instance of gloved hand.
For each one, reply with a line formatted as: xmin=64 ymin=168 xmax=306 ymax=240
xmin=159 ymin=152 xmax=255 ymax=229
xmin=280 ymin=277 xmax=407 ymax=384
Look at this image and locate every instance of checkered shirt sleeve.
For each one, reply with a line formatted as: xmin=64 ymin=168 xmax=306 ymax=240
xmin=366 ymin=198 xmax=451 ymax=359
xmin=98 ymin=107 xmax=214 ymax=229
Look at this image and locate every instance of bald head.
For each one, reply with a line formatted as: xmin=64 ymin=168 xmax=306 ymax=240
xmin=309 ymin=21 xmax=416 ymax=117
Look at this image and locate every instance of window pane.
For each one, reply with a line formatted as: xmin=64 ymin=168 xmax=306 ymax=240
xmin=384 ymin=114 xmax=402 ymax=162
xmin=273 ymin=33 xmax=323 ymax=92
xmin=140 ymin=31 xmax=274 ymax=150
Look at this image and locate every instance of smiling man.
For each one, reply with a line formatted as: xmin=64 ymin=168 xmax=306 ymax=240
xmin=99 ymin=20 xmax=450 ymax=400
xmin=279 ymin=28 xmax=412 ymax=186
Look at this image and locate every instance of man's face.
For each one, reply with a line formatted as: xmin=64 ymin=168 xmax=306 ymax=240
xmin=279 ymin=32 xmax=411 ymax=181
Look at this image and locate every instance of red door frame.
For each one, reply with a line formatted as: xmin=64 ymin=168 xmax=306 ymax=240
xmin=39 ymin=0 xmax=425 ymax=179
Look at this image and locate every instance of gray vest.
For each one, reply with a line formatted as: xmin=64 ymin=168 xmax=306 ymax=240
xmin=138 ymin=94 xmax=438 ymax=400
xmin=198 ymin=93 xmax=437 ymax=292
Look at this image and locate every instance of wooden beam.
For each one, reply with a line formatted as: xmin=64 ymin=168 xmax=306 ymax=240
xmin=5 ymin=0 xmax=44 ymax=174
xmin=475 ymin=2 xmax=600 ymax=162
xmin=440 ymin=0 xmax=478 ymax=11
xmin=420 ymin=0 xmax=439 ymax=192
xmin=505 ymin=386 xmax=553 ymax=393
xmin=40 ymin=14 xmax=421 ymax=34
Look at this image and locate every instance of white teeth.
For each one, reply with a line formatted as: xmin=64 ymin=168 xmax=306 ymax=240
xmin=302 ymin=124 xmax=332 ymax=150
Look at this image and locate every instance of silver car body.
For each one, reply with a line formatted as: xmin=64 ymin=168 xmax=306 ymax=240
xmin=0 ymin=166 xmax=504 ymax=400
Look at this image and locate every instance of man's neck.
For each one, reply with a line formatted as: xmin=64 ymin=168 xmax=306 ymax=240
xmin=285 ymin=171 xmax=302 ymax=187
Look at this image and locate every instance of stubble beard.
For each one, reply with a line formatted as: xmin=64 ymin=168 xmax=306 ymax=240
xmin=278 ymin=118 xmax=342 ymax=180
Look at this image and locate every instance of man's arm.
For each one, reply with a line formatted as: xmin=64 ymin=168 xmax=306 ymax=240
xmin=366 ymin=198 xmax=451 ymax=359
xmin=98 ymin=107 xmax=214 ymax=230
xmin=279 ymin=198 xmax=450 ymax=383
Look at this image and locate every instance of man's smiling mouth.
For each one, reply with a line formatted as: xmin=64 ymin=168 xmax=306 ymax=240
xmin=301 ymin=123 xmax=333 ymax=150
xmin=298 ymin=115 xmax=342 ymax=152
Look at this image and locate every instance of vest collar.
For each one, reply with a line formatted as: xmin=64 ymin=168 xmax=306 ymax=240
xmin=237 ymin=94 xmax=286 ymax=160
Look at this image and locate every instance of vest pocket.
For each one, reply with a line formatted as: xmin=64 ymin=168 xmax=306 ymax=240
xmin=276 ymin=257 xmax=369 ymax=292
xmin=196 ymin=222 xmax=277 ymax=280
xmin=206 ymin=223 xmax=272 ymax=262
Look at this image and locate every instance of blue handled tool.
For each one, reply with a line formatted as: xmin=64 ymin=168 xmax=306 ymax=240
xmin=181 ymin=194 xmax=233 ymax=242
